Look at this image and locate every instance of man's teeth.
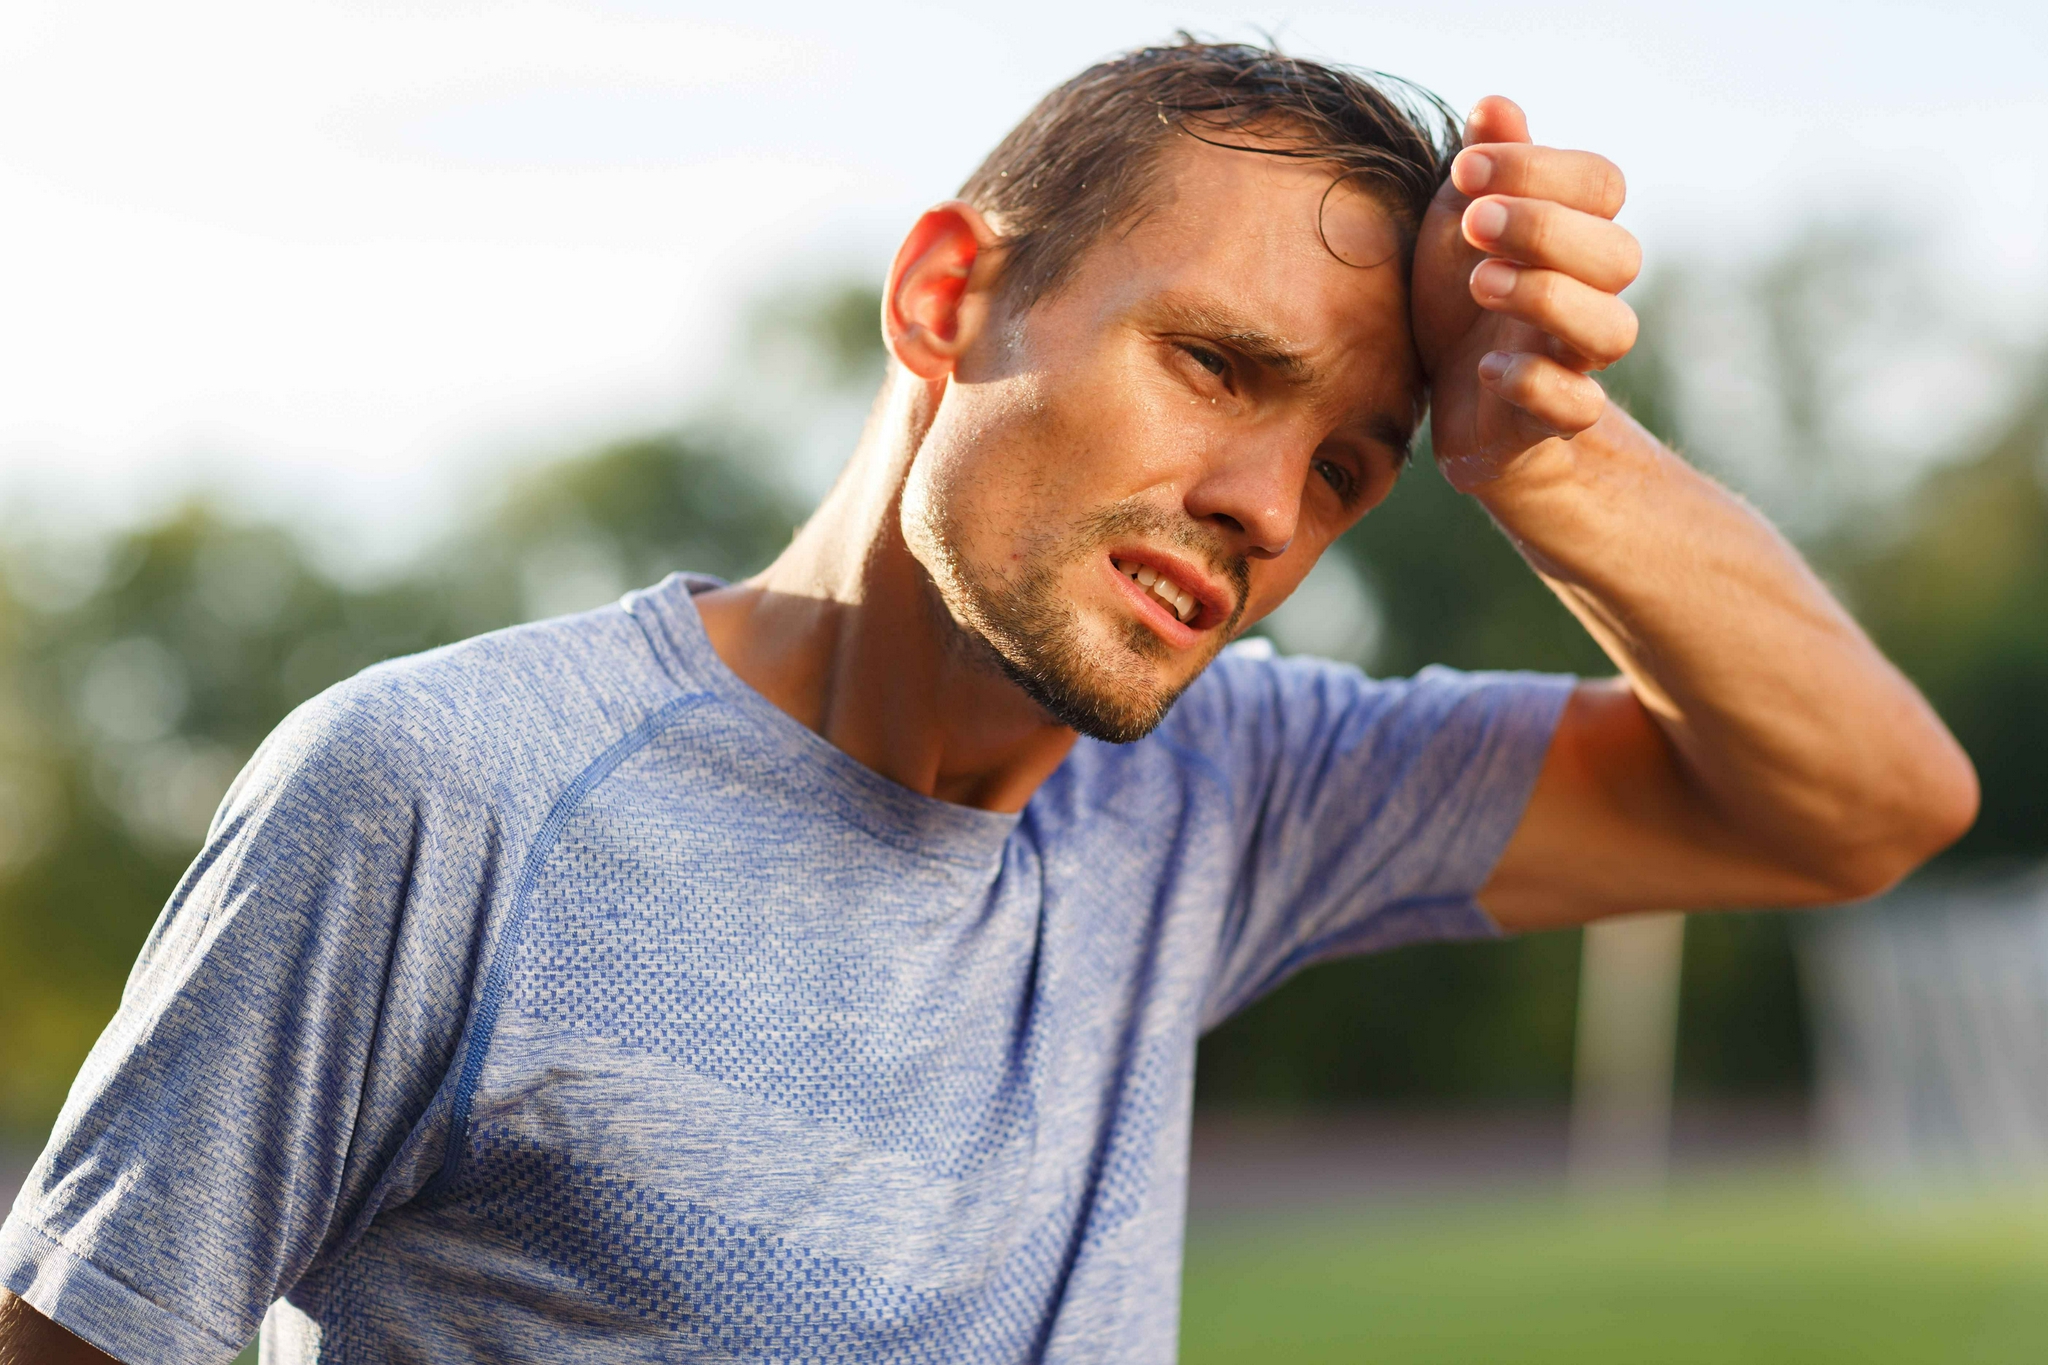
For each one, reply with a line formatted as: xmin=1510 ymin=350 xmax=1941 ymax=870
xmin=1112 ymin=557 xmax=1199 ymax=623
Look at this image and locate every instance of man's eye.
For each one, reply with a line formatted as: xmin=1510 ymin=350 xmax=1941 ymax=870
xmin=1314 ymin=458 xmax=1357 ymax=501
xmin=1183 ymin=345 xmax=1230 ymax=378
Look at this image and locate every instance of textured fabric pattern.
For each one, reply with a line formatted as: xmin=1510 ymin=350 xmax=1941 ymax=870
xmin=0 ymin=573 xmax=1573 ymax=1364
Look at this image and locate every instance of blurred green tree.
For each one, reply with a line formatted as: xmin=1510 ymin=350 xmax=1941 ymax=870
xmin=431 ymin=428 xmax=802 ymax=631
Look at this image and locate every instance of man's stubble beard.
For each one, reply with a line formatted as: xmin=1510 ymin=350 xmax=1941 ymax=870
xmin=917 ymin=496 xmax=1251 ymax=745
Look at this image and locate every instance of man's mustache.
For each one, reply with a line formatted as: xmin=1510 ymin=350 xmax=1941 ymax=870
xmin=1073 ymin=497 xmax=1252 ymax=630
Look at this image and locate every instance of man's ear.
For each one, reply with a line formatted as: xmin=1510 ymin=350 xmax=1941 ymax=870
xmin=883 ymin=200 xmax=1003 ymax=381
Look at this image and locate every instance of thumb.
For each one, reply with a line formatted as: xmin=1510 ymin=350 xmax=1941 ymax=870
xmin=1464 ymin=95 xmax=1530 ymax=147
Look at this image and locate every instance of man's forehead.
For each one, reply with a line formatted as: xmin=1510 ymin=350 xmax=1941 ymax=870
xmin=1130 ymin=133 xmax=1407 ymax=276
xmin=1087 ymin=140 xmax=1412 ymax=364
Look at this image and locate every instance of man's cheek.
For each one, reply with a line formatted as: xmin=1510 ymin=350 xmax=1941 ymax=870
xmin=1035 ymin=368 xmax=1185 ymax=493
xmin=1238 ymin=570 xmax=1308 ymax=634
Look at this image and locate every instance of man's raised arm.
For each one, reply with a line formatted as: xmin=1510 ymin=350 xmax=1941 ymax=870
xmin=1409 ymin=98 xmax=1977 ymax=931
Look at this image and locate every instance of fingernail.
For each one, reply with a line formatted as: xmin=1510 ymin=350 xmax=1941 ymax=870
xmin=1466 ymin=199 xmax=1508 ymax=242
xmin=1478 ymin=351 xmax=1513 ymax=382
xmin=1457 ymin=151 xmax=1494 ymax=193
xmin=1472 ymin=260 xmax=1517 ymax=299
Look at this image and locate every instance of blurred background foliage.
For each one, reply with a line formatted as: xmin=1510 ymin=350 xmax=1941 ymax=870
xmin=1 ymin=230 xmax=2043 ymax=1141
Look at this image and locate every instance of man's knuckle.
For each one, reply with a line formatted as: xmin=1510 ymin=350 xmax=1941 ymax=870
xmin=1615 ymin=236 xmax=1644 ymax=288
xmin=1581 ymin=306 xmax=1632 ymax=365
xmin=1613 ymin=305 xmax=1641 ymax=354
xmin=1565 ymin=376 xmax=1605 ymax=424
xmin=1595 ymin=159 xmax=1627 ymax=216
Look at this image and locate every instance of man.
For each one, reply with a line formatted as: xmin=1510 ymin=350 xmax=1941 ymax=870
xmin=0 ymin=38 xmax=1974 ymax=1365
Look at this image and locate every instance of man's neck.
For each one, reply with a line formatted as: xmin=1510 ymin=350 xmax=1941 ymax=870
xmin=694 ymin=373 xmax=1080 ymax=814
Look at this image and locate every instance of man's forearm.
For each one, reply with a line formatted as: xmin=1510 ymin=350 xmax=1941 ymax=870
xmin=1473 ymin=403 xmax=1977 ymax=899
xmin=0 ymin=1291 xmax=122 ymax=1365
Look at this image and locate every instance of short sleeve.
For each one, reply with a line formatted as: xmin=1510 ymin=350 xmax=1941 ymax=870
xmin=0 ymin=684 xmax=498 ymax=1365
xmin=1188 ymin=653 xmax=1574 ymax=1029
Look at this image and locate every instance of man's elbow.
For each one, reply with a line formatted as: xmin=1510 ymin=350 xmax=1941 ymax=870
xmin=1809 ymin=743 xmax=1980 ymax=904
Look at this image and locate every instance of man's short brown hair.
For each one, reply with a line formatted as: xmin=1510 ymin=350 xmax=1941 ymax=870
xmin=960 ymin=37 xmax=1460 ymax=311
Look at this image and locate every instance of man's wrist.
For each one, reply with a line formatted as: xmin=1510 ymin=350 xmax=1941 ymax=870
xmin=1463 ymin=400 xmax=1661 ymax=502
xmin=1454 ymin=403 xmax=1680 ymax=583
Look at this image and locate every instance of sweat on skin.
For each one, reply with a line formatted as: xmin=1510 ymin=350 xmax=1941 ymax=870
xmin=0 ymin=47 xmax=1974 ymax=1365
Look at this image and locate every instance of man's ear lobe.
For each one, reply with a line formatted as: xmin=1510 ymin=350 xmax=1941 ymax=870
xmin=884 ymin=200 xmax=1001 ymax=381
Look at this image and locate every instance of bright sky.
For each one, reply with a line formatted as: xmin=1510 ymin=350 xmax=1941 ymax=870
xmin=4 ymin=0 xmax=2043 ymax=563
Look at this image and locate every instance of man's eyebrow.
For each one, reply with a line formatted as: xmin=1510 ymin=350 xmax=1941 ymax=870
xmin=1147 ymin=295 xmax=1415 ymax=464
xmin=1149 ymin=298 xmax=1317 ymax=384
xmin=1363 ymin=413 xmax=1415 ymax=466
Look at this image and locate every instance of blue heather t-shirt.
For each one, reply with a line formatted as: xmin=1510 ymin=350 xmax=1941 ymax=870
xmin=2 ymin=573 xmax=1571 ymax=1364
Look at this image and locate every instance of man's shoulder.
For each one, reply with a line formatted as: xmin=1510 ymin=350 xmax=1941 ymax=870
xmin=1168 ymin=645 xmax=1565 ymax=735
xmin=1147 ymin=645 xmax=1571 ymax=776
xmin=254 ymin=600 xmax=685 ymax=813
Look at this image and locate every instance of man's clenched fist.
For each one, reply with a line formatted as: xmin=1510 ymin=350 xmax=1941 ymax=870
xmin=1412 ymin=96 xmax=1642 ymax=490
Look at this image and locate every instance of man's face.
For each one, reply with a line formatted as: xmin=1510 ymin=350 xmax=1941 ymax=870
xmin=901 ymin=135 xmax=1424 ymax=742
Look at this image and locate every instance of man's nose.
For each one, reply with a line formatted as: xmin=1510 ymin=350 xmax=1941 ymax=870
xmin=1182 ymin=442 xmax=1303 ymax=560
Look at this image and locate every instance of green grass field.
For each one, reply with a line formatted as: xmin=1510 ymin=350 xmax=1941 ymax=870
xmin=1179 ymin=1178 xmax=2048 ymax=1364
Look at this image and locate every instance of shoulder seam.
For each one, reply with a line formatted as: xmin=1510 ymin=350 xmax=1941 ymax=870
xmin=419 ymin=690 xmax=712 ymax=1200
xmin=626 ymin=588 xmax=699 ymax=694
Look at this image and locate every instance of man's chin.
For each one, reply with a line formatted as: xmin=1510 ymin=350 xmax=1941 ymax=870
xmin=997 ymin=633 xmax=1207 ymax=745
xmin=1009 ymin=664 xmax=1179 ymax=745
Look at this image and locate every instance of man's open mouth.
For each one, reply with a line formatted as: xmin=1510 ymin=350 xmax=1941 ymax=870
xmin=1112 ymin=556 xmax=1201 ymax=624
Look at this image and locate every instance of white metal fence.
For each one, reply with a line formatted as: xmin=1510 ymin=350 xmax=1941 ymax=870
xmin=1802 ymin=868 xmax=2048 ymax=1182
